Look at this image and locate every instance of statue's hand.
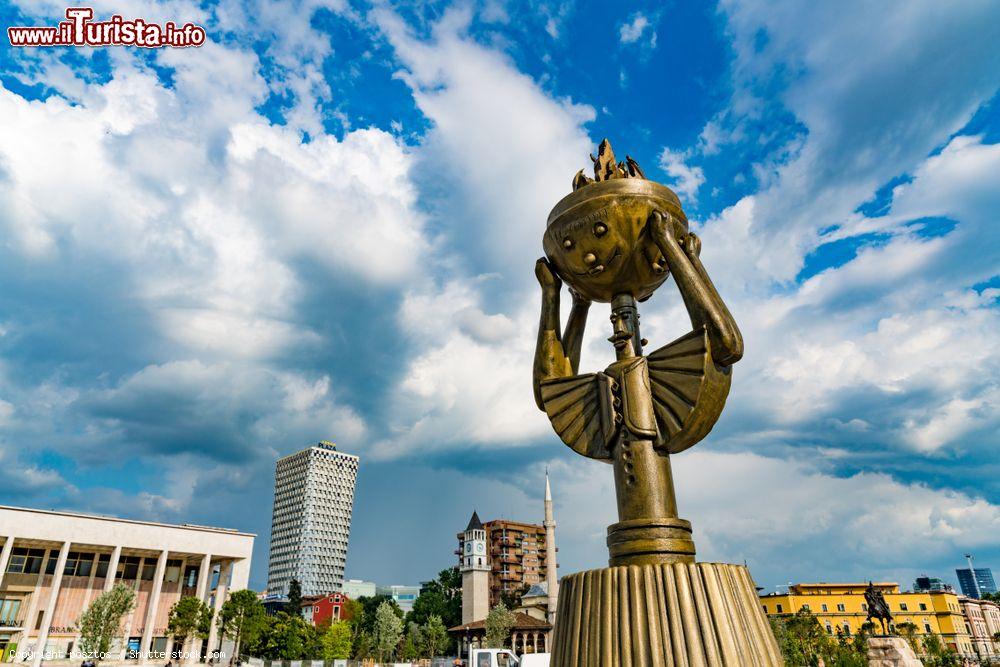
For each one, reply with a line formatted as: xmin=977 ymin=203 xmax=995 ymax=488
xmin=648 ymin=210 xmax=687 ymax=244
xmin=568 ymin=286 xmax=591 ymax=307
xmin=649 ymin=210 xmax=669 ymax=241
xmin=683 ymin=231 xmax=702 ymax=258
xmin=535 ymin=257 xmax=561 ymax=293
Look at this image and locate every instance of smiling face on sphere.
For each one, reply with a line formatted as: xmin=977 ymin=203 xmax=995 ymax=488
xmin=558 ymin=216 xmax=627 ymax=279
xmin=544 ymin=179 xmax=687 ymax=302
xmin=544 ymin=211 xmax=646 ymax=302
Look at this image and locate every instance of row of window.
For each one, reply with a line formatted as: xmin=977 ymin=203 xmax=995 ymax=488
xmin=7 ymin=549 xmax=113 ymax=577
xmin=6 ymin=549 xmax=192 ymax=583
xmin=776 ymin=600 xmax=931 ymax=614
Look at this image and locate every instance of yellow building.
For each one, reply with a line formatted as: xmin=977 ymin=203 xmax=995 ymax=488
xmin=759 ymin=582 xmax=976 ymax=656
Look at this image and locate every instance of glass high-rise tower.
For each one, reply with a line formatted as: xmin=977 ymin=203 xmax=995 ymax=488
xmin=956 ymin=566 xmax=997 ymax=599
xmin=267 ymin=441 xmax=359 ymax=597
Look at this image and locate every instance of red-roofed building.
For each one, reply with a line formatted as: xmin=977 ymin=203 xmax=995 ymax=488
xmin=301 ymin=592 xmax=349 ymax=626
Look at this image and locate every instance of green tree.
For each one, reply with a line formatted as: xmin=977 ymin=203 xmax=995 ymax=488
xmin=217 ymin=590 xmax=267 ymax=663
xmin=356 ymin=595 xmax=402 ymax=636
xmin=407 ymin=568 xmax=462 ymax=629
xmin=829 ymin=628 xmax=866 ymax=667
xmin=248 ymin=612 xmax=319 ymax=660
xmin=421 ymin=614 xmax=449 ymax=658
xmin=499 ymin=584 xmax=528 ymax=611
xmin=770 ymin=609 xmax=837 ymax=666
xmin=284 ymin=579 xmax=303 ymax=616
xmin=847 ymin=623 xmax=872 ymax=659
xmin=351 ymin=631 xmax=373 ymax=660
xmin=484 ymin=603 xmax=515 ymax=649
xmin=921 ymin=634 xmax=959 ymax=666
xmin=167 ymin=596 xmax=212 ymax=658
xmin=320 ymin=621 xmax=353 ymax=660
xmin=77 ymin=582 xmax=136 ymax=663
xmin=372 ymin=601 xmax=403 ymax=662
xmin=399 ymin=623 xmax=422 ymax=661
xmin=339 ymin=598 xmax=366 ymax=655
xmin=341 ymin=597 xmax=363 ymax=624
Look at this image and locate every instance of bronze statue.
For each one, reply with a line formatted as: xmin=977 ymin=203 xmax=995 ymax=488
xmin=535 ymin=140 xmax=782 ymax=666
xmin=865 ymin=582 xmax=893 ymax=635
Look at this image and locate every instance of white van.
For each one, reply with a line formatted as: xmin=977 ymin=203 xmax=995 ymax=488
xmin=469 ymin=648 xmax=551 ymax=667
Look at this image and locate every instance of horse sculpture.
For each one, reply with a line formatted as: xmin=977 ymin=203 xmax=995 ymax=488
xmin=865 ymin=581 xmax=893 ymax=635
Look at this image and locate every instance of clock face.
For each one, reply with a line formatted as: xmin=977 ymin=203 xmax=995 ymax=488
xmin=465 ymin=543 xmax=472 ymax=554
xmin=475 ymin=543 xmax=485 ymax=554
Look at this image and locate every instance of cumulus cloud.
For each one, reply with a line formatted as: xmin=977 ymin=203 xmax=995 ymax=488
xmin=372 ymin=5 xmax=595 ymax=283
xmin=0 ymin=0 xmax=998 ymax=588
xmin=0 ymin=443 xmax=75 ymax=504
xmin=658 ymin=147 xmax=705 ymax=201
xmin=82 ymin=360 xmax=366 ymax=461
xmin=0 ymin=0 xmax=415 ymax=520
xmin=544 ymin=450 xmax=1000 ymax=583
xmin=667 ymin=2 xmax=1000 ymax=477
xmin=362 ymin=6 xmax=603 ymax=459
xmin=702 ymin=0 xmax=1000 ymax=283
xmin=689 ymin=130 xmax=1000 ymax=464
xmin=370 ymin=280 xmax=545 ymax=460
xmin=619 ymin=12 xmax=655 ymax=46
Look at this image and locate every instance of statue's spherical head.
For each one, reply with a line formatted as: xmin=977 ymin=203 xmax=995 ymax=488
xmin=544 ymin=175 xmax=687 ymax=303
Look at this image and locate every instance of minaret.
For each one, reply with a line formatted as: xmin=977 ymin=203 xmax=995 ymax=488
xmin=544 ymin=471 xmax=559 ymax=624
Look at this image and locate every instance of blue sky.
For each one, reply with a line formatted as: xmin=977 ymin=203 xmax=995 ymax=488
xmin=0 ymin=0 xmax=998 ymax=595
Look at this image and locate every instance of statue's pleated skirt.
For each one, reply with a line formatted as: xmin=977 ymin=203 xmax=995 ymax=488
xmin=551 ymin=562 xmax=783 ymax=667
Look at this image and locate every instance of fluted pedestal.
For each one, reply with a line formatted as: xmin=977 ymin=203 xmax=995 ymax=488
xmin=551 ymin=562 xmax=783 ymax=666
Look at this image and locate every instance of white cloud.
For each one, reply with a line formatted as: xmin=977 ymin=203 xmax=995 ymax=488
xmin=1 ymin=0 xmax=998 ymax=588
xmin=902 ymin=392 xmax=995 ymax=454
xmin=398 ymin=279 xmax=517 ymax=344
xmin=693 ymin=131 xmax=1000 ymax=457
xmin=702 ymin=1 xmax=1000 ymax=284
xmin=658 ymin=147 xmax=705 ymax=201
xmin=546 ymin=450 xmax=1000 ymax=581
xmin=225 ymin=123 xmax=428 ymax=285
xmin=81 ymin=360 xmax=367 ymax=461
xmin=0 ymin=444 xmax=74 ymax=500
xmin=619 ymin=13 xmax=652 ymax=44
xmin=658 ymin=2 xmax=1000 ymax=466
xmin=373 ymin=6 xmax=595 ymax=283
xmin=360 ymin=7 xmax=605 ymax=459
xmin=0 ymin=47 xmax=427 ymax=366
xmin=372 ymin=281 xmax=545 ymax=459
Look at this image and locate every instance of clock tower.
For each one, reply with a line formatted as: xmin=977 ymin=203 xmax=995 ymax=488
xmin=460 ymin=510 xmax=490 ymax=624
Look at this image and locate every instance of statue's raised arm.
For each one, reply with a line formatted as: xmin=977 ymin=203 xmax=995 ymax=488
xmin=648 ymin=210 xmax=743 ymax=366
xmin=532 ymin=257 xmax=590 ymax=410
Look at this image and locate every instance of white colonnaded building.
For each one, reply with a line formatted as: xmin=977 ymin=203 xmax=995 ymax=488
xmin=0 ymin=505 xmax=254 ymax=666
